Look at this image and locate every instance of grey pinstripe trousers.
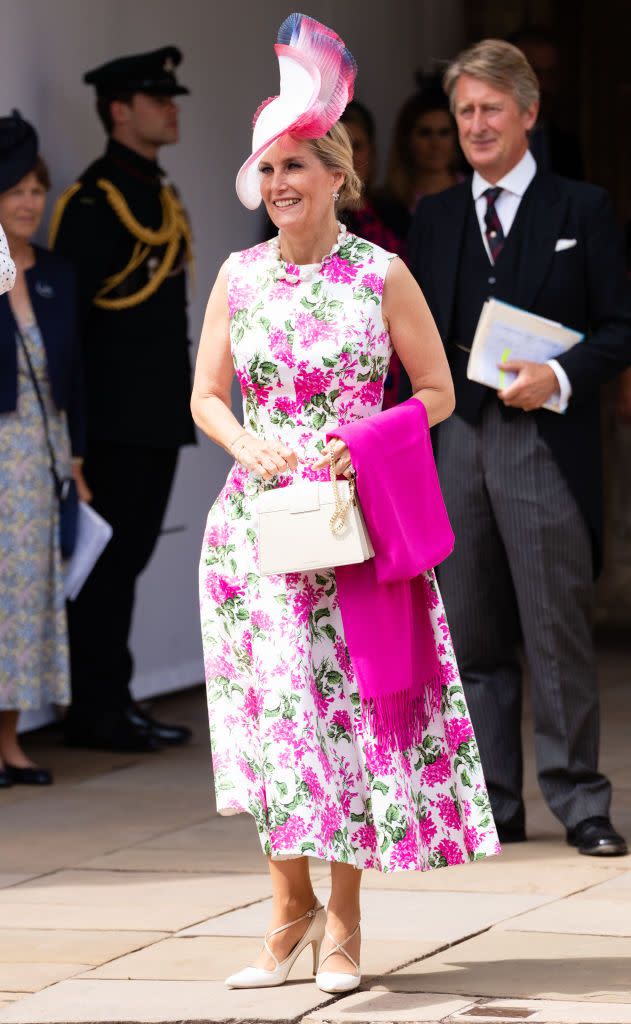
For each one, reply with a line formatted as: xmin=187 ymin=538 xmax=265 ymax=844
xmin=436 ymin=400 xmax=612 ymax=831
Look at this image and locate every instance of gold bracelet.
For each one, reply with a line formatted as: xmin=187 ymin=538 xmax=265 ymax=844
xmin=229 ymin=431 xmax=249 ymax=453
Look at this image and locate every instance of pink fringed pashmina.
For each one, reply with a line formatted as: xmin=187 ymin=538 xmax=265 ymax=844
xmin=328 ymin=399 xmax=455 ymax=750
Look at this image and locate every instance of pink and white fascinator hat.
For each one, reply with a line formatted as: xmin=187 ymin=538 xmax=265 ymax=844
xmin=236 ymin=12 xmax=357 ymax=210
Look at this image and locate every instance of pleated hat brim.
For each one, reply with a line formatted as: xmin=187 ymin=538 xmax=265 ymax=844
xmin=236 ymin=14 xmax=357 ymax=211
xmin=236 ymin=47 xmax=320 ymax=210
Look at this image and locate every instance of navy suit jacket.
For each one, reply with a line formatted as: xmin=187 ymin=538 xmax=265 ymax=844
xmin=0 ymin=246 xmax=85 ymax=455
xmin=409 ymin=172 xmax=631 ymax=574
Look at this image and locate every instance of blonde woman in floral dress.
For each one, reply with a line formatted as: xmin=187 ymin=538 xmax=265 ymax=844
xmin=191 ymin=13 xmax=499 ymax=995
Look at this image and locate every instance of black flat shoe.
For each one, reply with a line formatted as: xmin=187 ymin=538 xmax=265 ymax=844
xmin=567 ymin=816 xmax=628 ymax=857
xmin=125 ymin=703 xmax=192 ymax=746
xmin=4 ymin=763 xmax=52 ymax=786
xmin=64 ymin=711 xmax=163 ymax=754
xmin=0 ymin=770 xmax=14 ymax=789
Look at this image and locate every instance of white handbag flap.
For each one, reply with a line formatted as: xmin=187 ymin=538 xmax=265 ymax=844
xmin=255 ymin=480 xmax=353 ymax=515
xmin=289 ymin=486 xmax=321 ymax=514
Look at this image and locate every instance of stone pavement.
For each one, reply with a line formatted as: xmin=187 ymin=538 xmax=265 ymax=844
xmin=0 ymin=638 xmax=629 ymax=1024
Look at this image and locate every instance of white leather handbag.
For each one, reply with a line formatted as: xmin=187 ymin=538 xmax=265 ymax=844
xmin=256 ymin=453 xmax=374 ymax=576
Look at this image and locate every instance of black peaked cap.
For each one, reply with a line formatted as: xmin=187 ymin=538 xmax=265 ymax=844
xmin=84 ymin=46 xmax=189 ymax=97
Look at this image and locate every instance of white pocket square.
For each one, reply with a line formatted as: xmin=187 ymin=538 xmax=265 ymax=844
xmin=555 ymin=238 xmax=577 ymax=252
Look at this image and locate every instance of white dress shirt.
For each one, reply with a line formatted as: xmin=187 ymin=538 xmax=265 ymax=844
xmin=472 ymin=149 xmax=572 ymax=411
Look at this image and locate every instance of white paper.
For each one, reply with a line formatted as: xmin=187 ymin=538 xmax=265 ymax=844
xmin=467 ymin=300 xmax=583 ymax=414
xmin=479 ymin=320 xmax=570 ymax=387
xmin=64 ymin=502 xmax=113 ymax=601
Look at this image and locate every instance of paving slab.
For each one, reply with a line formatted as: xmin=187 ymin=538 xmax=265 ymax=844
xmin=74 ymin=756 xmax=212 ymax=796
xmin=498 ymin=896 xmax=631 ymax=936
xmin=75 ymin=814 xmax=329 ymax=877
xmin=179 ymin=889 xmax=552 ymax=943
xmin=361 ymin=854 xmax=624 ymax=896
xmin=450 ymin=999 xmax=631 ymax=1023
xmin=0 ymin=899 xmax=253 ymax=934
xmin=302 ymin=991 xmax=475 ymax=1022
xmin=379 ymin=930 xmax=631 ymax=1001
xmin=75 ymin=846 xmax=265 ymax=874
xmin=0 ymin=978 xmax=330 ymax=1023
xmin=0 ymin=905 xmax=206 ymax=937
xmin=75 ymin=812 xmax=287 ymax=875
xmin=577 ymin=871 xmax=631 ymax=897
xmin=0 ymin=791 xmax=211 ymax=874
xmin=0 ymin=877 xmax=34 ymax=891
xmin=0 ymin=964 xmax=85 ymax=994
xmin=76 ymin=845 xmax=331 ymax=878
xmin=84 ymin=934 xmax=436 ymax=982
xmin=0 ymin=869 xmax=270 ymax=908
xmin=98 ymin=815 xmax=332 ymax=879
xmin=0 ymin=998 xmax=20 ymax=1012
xmin=0 ymin=930 xmax=165 ymax=966
xmin=126 ymin=816 xmax=254 ymax=851
xmin=0 ymin=870 xmax=270 ymax=931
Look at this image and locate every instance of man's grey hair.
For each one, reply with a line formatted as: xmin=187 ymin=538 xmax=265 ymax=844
xmin=443 ymin=39 xmax=540 ymax=114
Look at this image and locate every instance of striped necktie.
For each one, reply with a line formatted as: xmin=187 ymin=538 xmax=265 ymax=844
xmin=483 ymin=186 xmax=505 ymax=263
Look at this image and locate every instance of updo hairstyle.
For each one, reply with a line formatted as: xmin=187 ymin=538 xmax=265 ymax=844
xmin=307 ymin=121 xmax=362 ymax=209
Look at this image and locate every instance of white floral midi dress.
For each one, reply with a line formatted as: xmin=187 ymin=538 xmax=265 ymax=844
xmin=199 ymin=232 xmax=500 ymax=872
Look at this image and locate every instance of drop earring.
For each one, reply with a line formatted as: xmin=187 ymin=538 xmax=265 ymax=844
xmin=332 ymin=191 xmax=340 ymax=202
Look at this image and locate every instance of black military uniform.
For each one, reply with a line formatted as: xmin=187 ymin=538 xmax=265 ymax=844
xmin=51 ymin=48 xmax=195 ymax=752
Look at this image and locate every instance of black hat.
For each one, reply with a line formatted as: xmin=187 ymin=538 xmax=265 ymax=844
xmin=84 ymin=46 xmax=189 ymax=98
xmin=0 ymin=110 xmax=38 ymax=193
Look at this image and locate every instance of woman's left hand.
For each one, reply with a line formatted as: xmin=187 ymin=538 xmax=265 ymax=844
xmin=312 ymin=439 xmax=354 ymax=478
xmin=72 ymin=461 xmax=93 ymax=503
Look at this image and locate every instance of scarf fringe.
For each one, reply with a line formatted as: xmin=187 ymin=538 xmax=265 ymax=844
xmin=362 ymin=673 xmax=443 ymax=752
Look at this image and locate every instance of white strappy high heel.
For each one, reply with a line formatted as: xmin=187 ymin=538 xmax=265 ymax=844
xmin=315 ymin=922 xmax=361 ymax=993
xmin=225 ymin=901 xmax=325 ymax=989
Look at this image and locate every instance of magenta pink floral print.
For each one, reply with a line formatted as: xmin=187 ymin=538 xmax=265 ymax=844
xmin=199 ymin=233 xmax=500 ymax=871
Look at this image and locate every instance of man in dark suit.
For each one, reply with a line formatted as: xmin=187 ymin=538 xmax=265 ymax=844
xmin=409 ymin=39 xmax=631 ymax=855
xmin=51 ymin=49 xmax=195 ymax=752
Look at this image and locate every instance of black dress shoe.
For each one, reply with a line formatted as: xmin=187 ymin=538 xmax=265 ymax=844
xmin=0 ymin=770 xmax=14 ymax=789
xmin=64 ymin=710 xmax=163 ymax=753
xmin=567 ymin=817 xmax=628 ymax=857
xmin=126 ymin=703 xmax=192 ymax=746
xmin=4 ymin=763 xmax=52 ymax=786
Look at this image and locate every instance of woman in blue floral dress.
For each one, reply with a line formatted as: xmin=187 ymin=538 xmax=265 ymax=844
xmin=0 ymin=114 xmax=88 ymax=788
xmin=191 ymin=13 xmax=499 ymax=995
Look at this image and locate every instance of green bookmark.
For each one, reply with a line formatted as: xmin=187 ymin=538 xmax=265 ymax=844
xmin=498 ymin=347 xmax=512 ymax=390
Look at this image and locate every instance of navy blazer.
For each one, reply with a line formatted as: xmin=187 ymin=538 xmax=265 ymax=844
xmin=409 ymin=172 xmax=631 ymax=574
xmin=0 ymin=245 xmax=85 ymax=455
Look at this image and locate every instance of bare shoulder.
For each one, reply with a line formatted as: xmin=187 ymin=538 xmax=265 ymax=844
xmin=210 ymin=258 xmax=230 ymax=292
xmin=383 ymin=256 xmax=421 ymax=311
xmin=202 ymin=259 xmax=231 ymax=321
xmin=216 ymin=258 xmax=230 ymax=281
xmin=384 ymin=255 xmax=414 ymax=287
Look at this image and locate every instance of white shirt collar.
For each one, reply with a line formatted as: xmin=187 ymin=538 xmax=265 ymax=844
xmin=471 ymin=149 xmax=537 ymax=201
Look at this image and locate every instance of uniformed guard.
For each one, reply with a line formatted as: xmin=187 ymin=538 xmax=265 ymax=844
xmin=51 ymin=47 xmax=195 ymax=752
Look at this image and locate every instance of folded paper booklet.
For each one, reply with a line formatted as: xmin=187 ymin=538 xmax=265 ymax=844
xmin=467 ymin=298 xmax=583 ymax=413
xmin=64 ymin=501 xmax=113 ymax=601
